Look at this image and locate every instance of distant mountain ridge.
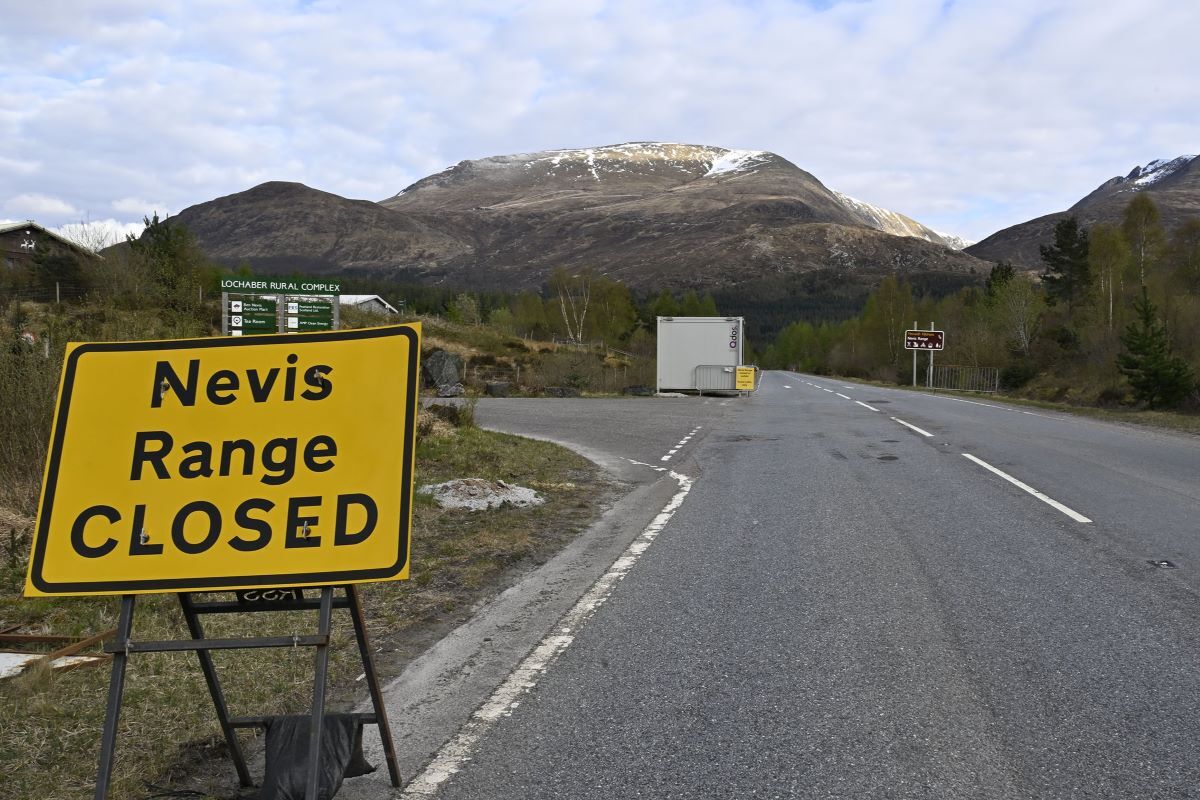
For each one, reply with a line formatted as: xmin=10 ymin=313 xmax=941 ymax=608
xmin=385 ymin=143 xmax=969 ymax=249
xmin=832 ymin=191 xmax=970 ymax=250
xmin=169 ymin=141 xmax=984 ymax=294
xmin=966 ymin=155 xmax=1200 ymax=268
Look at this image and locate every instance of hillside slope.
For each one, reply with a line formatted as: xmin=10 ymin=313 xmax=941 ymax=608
xmin=966 ymin=155 xmax=1200 ymax=268
xmin=381 ymin=142 xmax=984 ymax=289
xmin=172 ymin=181 xmax=471 ymax=277
xmin=167 ymin=143 xmax=985 ymax=291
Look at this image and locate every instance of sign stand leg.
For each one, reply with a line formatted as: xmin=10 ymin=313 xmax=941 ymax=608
xmin=346 ymin=585 xmax=402 ymax=787
xmin=912 ymin=320 xmax=918 ymax=386
xmin=177 ymin=593 xmax=254 ymax=788
xmin=304 ymin=587 xmax=335 ymax=800
xmin=94 ymin=595 xmax=136 ymax=800
xmin=928 ymin=321 xmax=935 ymax=389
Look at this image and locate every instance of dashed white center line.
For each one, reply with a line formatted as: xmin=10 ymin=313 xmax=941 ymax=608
xmin=962 ymin=454 xmax=1092 ymax=523
xmin=892 ymin=417 xmax=934 ymax=437
xmin=836 ymin=393 xmax=851 ymax=400
xmin=661 ymin=427 xmax=702 ymax=462
xmin=822 ymin=388 xmax=834 ymax=393
xmin=856 ymin=401 xmax=881 ymax=412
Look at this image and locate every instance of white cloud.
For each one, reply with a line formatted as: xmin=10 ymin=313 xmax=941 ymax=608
xmin=0 ymin=156 xmax=41 ymax=175
xmin=112 ymin=197 xmax=171 ymax=217
xmin=6 ymin=193 xmax=77 ymax=217
xmin=1 ymin=0 xmax=1197 ymax=242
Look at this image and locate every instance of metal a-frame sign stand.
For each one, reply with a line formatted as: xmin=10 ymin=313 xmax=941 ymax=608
xmin=94 ymin=585 xmax=401 ymax=799
xmin=76 ymin=283 xmax=405 ymax=799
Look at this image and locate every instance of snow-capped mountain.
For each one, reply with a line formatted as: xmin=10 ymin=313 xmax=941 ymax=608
xmin=1123 ymin=155 xmax=1196 ymax=188
xmin=386 ymin=143 xmax=827 ymax=212
xmin=174 ymin=142 xmax=985 ymax=296
xmin=388 ymin=142 xmax=971 ymax=249
xmin=968 ymin=155 xmax=1200 ymax=267
xmin=833 ymin=191 xmax=971 ymax=250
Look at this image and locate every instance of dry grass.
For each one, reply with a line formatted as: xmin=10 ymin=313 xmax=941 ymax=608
xmin=0 ymin=425 xmax=610 ymax=800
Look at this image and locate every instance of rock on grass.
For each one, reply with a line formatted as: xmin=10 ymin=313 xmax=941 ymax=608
xmin=418 ymin=479 xmax=544 ymax=511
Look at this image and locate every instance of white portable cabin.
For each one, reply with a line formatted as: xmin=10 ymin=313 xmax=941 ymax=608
xmin=339 ymin=294 xmax=400 ymax=314
xmin=656 ymin=316 xmax=745 ymax=393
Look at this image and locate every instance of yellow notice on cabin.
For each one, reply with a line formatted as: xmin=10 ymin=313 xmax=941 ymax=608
xmin=735 ymin=366 xmax=756 ymax=391
xmin=25 ymin=324 xmax=421 ymax=597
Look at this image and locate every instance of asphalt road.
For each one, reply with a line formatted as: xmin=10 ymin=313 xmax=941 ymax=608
xmin=353 ymin=376 xmax=1200 ymax=799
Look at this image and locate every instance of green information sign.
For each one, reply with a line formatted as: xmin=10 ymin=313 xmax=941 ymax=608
xmin=292 ymin=318 xmax=335 ymax=331
xmin=230 ymin=298 xmax=277 ymax=315
xmin=220 ymin=277 xmax=341 ymax=295
xmin=295 ymin=301 xmax=333 ymax=317
xmin=230 ymin=314 xmax=277 ymax=329
xmin=221 ymin=274 xmax=340 ymax=336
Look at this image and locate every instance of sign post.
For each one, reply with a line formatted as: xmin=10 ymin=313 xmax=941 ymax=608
xmin=912 ymin=320 xmax=917 ymax=387
xmin=903 ymin=325 xmax=945 ymax=388
xmin=27 ymin=324 xmax=419 ymax=798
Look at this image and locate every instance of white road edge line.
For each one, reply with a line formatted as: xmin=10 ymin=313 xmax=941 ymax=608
xmin=836 ymin=393 xmax=851 ymax=400
xmin=401 ymin=471 xmax=695 ymax=795
xmin=856 ymin=401 xmax=881 ymax=412
xmin=962 ymin=453 xmax=1092 ymax=523
xmin=934 ymin=394 xmax=1010 ymax=412
xmin=891 ymin=417 xmax=934 ymax=437
xmin=933 ymin=394 xmax=1056 ymax=420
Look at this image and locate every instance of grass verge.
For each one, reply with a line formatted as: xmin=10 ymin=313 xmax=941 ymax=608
xmin=0 ymin=423 xmax=613 ymax=800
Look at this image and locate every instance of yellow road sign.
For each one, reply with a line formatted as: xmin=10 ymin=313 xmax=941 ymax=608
xmin=735 ymin=366 xmax=756 ymax=391
xmin=25 ymin=324 xmax=421 ymax=596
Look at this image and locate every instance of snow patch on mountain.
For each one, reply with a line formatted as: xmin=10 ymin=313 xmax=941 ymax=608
xmin=522 ymin=142 xmax=723 ymax=180
xmin=493 ymin=142 xmax=777 ymax=182
xmin=934 ymin=230 xmax=974 ymax=250
xmin=833 ymin=191 xmax=969 ymax=250
xmin=705 ymin=150 xmax=770 ymax=177
xmin=1123 ymin=155 xmax=1196 ymax=188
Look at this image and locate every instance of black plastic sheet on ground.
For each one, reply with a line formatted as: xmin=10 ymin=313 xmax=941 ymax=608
xmin=259 ymin=714 xmax=375 ymax=800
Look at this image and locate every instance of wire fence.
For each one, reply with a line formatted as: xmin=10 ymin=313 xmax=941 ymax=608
xmin=929 ymin=365 xmax=1000 ymax=393
xmin=549 ymin=336 xmax=635 ymax=358
xmin=0 ymin=282 xmax=92 ymax=304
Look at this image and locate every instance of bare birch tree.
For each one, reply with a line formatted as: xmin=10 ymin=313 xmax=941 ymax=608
xmin=551 ymin=268 xmax=591 ymax=343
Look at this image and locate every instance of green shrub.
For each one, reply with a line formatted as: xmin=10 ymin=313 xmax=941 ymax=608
xmin=1000 ymin=359 xmax=1039 ymax=391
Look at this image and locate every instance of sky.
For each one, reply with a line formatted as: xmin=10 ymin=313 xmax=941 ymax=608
xmin=2 ymin=0 xmax=1197 ymax=248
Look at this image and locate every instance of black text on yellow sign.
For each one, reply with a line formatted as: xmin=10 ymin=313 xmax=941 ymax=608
xmin=25 ymin=325 xmax=421 ymax=597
